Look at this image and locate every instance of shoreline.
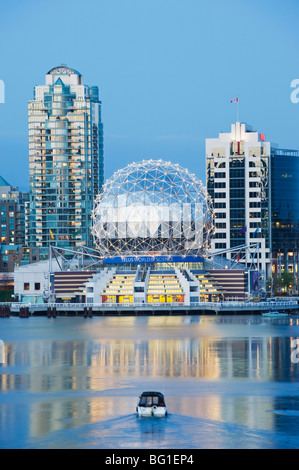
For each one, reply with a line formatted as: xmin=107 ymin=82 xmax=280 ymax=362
xmin=0 ymin=300 xmax=298 ymax=318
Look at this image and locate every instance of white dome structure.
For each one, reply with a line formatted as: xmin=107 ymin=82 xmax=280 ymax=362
xmin=92 ymin=159 xmax=214 ymax=258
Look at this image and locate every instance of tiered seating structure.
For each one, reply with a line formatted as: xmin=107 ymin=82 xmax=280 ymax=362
xmin=54 ymin=271 xmax=96 ymax=302
xmin=192 ymin=271 xmax=227 ymax=302
xmin=102 ymin=271 xmax=135 ymax=303
xmin=146 ymin=271 xmax=184 ymax=303
xmin=205 ymin=270 xmax=246 ymax=300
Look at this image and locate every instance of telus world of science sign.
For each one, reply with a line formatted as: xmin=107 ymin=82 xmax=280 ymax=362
xmin=103 ymin=255 xmax=204 ymax=264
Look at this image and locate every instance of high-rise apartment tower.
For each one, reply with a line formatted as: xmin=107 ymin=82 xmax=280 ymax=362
xmin=0 ymin=176 xmax=29 ymax=246
xmin=27 ymin=66 xmax=104 ymax=248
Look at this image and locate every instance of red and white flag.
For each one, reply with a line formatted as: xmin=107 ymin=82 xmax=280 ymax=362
xmin=260 ymin=133 xmax=265 ymax=141
xmin=230 ymin=97 xmax=238 ymax=103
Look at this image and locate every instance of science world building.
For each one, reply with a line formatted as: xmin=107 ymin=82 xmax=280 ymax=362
xmin=15 ymin=159 xmax=250 ymax=305
xmin=92 ymin=159 xmax=214 ymax=258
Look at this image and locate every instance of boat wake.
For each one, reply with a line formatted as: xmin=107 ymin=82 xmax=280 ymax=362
xmin=25 ymin=411 xmax=299 ymax=449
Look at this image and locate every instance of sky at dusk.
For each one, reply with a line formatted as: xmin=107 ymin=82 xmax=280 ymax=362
xmin=0 ymin=0 xmax=299 ymax=191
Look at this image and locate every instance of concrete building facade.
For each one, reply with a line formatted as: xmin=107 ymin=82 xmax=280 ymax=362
xmin=206 ymin=122 xmax=271 ymax=278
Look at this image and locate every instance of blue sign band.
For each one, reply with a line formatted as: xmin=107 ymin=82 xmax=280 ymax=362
xmin=103 ymin=255 xmax=204 ymax=264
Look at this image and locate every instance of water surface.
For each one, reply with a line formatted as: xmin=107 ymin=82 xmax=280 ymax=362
xmin=0 ymin=315 xmax=299 ymax=449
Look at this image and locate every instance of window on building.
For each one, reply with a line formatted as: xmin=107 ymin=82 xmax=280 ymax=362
xmin=24 ymin=283 xmax=30 ymax=291
xmin=215 ymin=162 xmax=226 ymax=168
xmin=35 ymin=283 xmax=41 ymax=291
xmin=214 ymin=233 xmax=226 ymax=239
xmin=215 ymin=243 xmax=227 ymax=249
xmin=230 ymin=199 xmax=245 ymax=208
xmin=230 ymin=178 xmax=244 ymax=188
xmin=214 ymin=192 xmax=226 ymax=199
xmin=250 ymin=232 xmax=261 ymax=238
xmin=230 ymin=209 xmax=245 ymax=218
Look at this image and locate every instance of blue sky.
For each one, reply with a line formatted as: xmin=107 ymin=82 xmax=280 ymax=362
xmin=0 ymin=0 xmax=299 ymax=190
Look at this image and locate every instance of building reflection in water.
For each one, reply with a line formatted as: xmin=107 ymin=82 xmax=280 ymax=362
xmin=0 ymin=316 xmax=298 ymax=441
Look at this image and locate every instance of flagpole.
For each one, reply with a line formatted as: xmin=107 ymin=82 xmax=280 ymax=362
xmin=230 ymin=97 xmax=239 ymax=122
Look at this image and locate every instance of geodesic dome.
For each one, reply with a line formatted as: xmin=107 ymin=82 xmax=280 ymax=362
xmin=92 ymin=159 xmax=214 ymax=257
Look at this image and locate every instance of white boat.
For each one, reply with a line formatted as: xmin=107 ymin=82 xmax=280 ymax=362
xmin=136 ymin=391 xmax=167 ymax=417
xmin=262 ymin=311 xmax=289 ymax=317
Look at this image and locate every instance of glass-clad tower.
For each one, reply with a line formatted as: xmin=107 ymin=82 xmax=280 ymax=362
xmin=27 ymin=66 xmax=104 ymax=248
xmin=271 ymin=148 xmax=299 ymax=283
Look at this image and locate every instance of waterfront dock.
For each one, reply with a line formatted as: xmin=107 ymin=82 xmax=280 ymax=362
xmin=0 ymin=299 xmax=298 ymax=317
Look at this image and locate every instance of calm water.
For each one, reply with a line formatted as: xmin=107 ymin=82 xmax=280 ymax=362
xmin=0 ymin=314 xmax=299 ymax=449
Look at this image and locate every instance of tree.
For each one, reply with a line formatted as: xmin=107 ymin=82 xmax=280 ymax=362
xmin=280 ymin=272 xmax=294 ymax=293
xmin=270 ymin=272 xmax=294 ymax=295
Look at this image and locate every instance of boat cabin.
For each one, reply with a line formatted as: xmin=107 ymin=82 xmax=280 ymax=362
xmin=137 ymin=391 xmax=166 ymax=408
